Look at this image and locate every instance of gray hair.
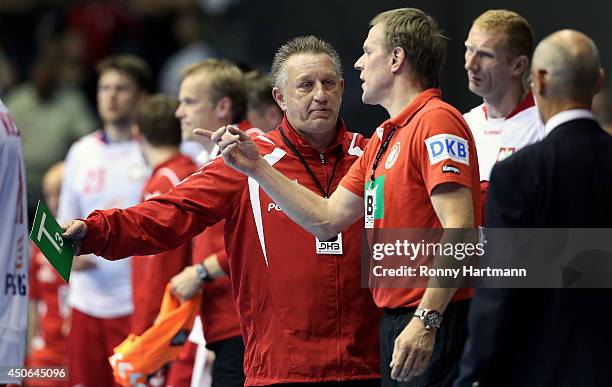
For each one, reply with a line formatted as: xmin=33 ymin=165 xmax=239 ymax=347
xmin=270 ymin=35 xmax=343 ymax=89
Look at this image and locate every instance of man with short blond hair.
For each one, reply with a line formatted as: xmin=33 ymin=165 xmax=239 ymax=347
xmin=464 ymin=10 xmax=544 ymax=183
xmin=177 ymin=58 xmax=257 ymax=165
xmin=182 ymin=59 xmax=248 ymax=125
xmin=471 ymin=9 xmax=533 ymax=58
xmin=173 ymin=58 xmax=249 ymax=387
xmin=368 ymin=8 xmax=446 ymax=90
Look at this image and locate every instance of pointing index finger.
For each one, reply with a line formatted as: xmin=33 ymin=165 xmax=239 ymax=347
xmin=193 ymin=128 xmax=216 ymax=138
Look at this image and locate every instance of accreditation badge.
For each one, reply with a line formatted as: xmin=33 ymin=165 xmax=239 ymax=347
xmin=316 ymin=233 xmax=343 ymax=255
xmin=365 ymin=182 xmax=376 ymax=229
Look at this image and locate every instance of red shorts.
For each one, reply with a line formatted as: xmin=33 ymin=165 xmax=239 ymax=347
xmin=67 ymin=308 xmax=131 ymax=387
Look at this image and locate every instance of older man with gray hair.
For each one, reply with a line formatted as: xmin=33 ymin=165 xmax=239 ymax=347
xmin=454 ymin=29 xmax=612 ymax=387
xmin=63 ymin=36 xmax=381 ymax=386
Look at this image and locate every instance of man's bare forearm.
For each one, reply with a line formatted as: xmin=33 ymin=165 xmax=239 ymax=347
xmin=252 ymin=159 xmax=344 ymax=240
xmin=418 ymin=229 xmax=474 ymax=312
xmin=421 ymin=185 xmax=476 ymax=312
xmin=202 ymin=254 xmax=227 ymax=279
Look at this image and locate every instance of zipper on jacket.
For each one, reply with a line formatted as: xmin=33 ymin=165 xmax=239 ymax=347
xmin=320 ymin=153 xmax=326 ymax=164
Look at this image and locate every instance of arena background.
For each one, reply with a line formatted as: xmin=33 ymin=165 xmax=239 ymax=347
xmin=0 ymin=0 xmax=609 ymax=136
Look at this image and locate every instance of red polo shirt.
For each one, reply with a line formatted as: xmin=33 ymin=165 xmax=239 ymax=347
xmin=341 ymin=88 xmax=481 ymax=308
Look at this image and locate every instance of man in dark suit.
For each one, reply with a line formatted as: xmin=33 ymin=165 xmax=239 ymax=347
xmin=454 ymin=30 xmax=612 ymax=387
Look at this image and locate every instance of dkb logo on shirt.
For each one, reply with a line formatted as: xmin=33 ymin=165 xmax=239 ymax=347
xmin=425 ymin=134 xmax=470 ymax=166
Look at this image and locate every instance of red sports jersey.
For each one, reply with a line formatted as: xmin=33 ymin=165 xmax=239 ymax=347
xmin=27 ymin=245 xmax=69 ymax=366
xmin=131 ymin=154 xmax=196 ymax=335
xmin=341 ymin=89 xmax=481 ymax=309
xmin=80 ymin=117 xmax=381 ymax=385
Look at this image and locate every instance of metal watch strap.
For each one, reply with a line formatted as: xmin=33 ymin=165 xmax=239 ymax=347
xmin=196 ymin=263 xmax=213 ymax=283
xmin=413 ymin=308 xmax=442 ymax=330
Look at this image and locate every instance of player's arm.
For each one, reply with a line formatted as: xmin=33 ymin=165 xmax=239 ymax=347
xmin=62 ymin=162 xmax=230 ymax=259
xmin=254 ymin=161 xmax=363 ymax=240
xmin=170 ymin=254 xmax=226 ymax=301
xmin=419 ymin=183 xmax=475 ymax=309
xmin=203 ymin=125 xmax=363 ymax=240
xmin=391 ymin=183 xmax=475 ymax=382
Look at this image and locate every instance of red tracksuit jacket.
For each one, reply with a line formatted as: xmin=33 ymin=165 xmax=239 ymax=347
xmin=80 ymin=117 xmax=381 ymax=385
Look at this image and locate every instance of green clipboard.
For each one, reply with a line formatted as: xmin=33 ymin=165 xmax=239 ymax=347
xmin=29 ymin=200 xmax=74 ymax=282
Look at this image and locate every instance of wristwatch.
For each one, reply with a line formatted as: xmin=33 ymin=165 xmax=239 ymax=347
xmin=196 ymin=263 xmax=213 ymax=283
xmin=413 ymin=308 xmax=443 ymax=330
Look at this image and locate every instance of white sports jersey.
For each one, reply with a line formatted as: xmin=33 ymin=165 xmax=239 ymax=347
xmin=0 ymin=98 xmax=28 ymax=374
xmin=58 ymin=131 xmax=148 ymax=318
xmin=464 ymin=93 xmax=545 ymax=181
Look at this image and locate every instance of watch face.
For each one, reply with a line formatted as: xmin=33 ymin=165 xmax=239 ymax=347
xmin=425 ymin=311 xmax=442 ymax=328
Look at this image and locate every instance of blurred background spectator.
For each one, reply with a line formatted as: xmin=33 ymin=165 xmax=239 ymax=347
xmin=5 ymin=47 xmax=94 ymax=222
xmin=158 ymin=7 xmax=216 ymax=97
xmin=244 ymin=70 xmax=281 ymax=132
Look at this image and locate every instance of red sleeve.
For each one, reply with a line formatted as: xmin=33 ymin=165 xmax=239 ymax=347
xmin=415 ymin=108 xmax=477 ymax=195
xmin=192 ymin=221 xmax=229 ymax=274
xmin=81 ymin=158 xmax=245 ymax=260
xmin=143 ymin=173 xmax=175 ymax=199
xmin=339 ymin=136 xmax=375 ymax=198
xmin=216 ymin=248 xmax=230 ymax=275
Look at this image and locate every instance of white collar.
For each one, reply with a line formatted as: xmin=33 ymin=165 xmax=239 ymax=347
xmin=544 ymin=109 xmax=594 ymax=137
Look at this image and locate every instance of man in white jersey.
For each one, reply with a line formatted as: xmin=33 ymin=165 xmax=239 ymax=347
xmin=463 ymin=10 xmax=545 ymax=184
xmin=0 ymin=97 xmax=28 ymax=385
xmin=57 ymin=55 xmax=151 ymax=387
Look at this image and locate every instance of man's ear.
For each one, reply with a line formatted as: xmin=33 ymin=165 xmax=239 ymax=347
xmin=535 ymin=69 xmax=548 ymax=96
xmin=594 ymin=67 xmax=605 ymax=94
xmin=512 ymin=55 xmax=529 ymax=77
xmin=390 ymin=47 xmax=406 ymax=73
xmin=272 ymin=87 xmax=288 ymax=112
xmin=215 ymin=96 xmax=232 ymax=121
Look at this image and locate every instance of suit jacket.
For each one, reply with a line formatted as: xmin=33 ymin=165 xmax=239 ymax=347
xmin=454 ymin=118 xmax=612 ymax=387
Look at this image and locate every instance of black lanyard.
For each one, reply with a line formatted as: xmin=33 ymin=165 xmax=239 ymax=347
xmin=370 ymin=125 xmax=398 ymax=182
xmin=279 ymin=126 xmax=341 ymax=198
